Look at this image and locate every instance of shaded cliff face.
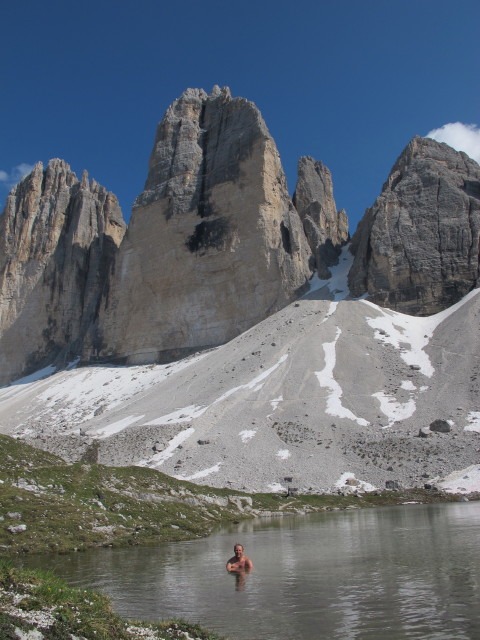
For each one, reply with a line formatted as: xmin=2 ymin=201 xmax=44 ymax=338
xmin=87 ymin=86 xmax=312 ymax=364
xmin=293 ymin=156 xmax=349 ymax=278
xmin=348 ymin=137 xmax=480 ymax=315
xmin=0 ymin=159 xmax=126 ymax=384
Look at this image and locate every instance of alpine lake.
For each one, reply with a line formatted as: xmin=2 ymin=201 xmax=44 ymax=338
xmin=21 ymin=500 xmax=480 ymax=640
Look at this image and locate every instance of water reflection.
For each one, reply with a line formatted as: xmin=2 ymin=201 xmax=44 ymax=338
xmin=228 ymin=569 xmax=251 ymax=592
xmin=19 ymin=502 xmax=480 ymax=640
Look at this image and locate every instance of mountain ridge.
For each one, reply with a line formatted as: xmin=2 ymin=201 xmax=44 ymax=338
xmin=1 ymin=88 xmax=479 ymax=496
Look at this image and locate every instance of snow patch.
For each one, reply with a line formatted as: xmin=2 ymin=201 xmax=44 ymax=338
xmin=138 ymin=427 xmax=195 ymax=467
xmin=146 ymin=356 xmax=288 ymax=428
xmin=335 ymin=472 xmax=377 ymax=492
xmin=176 ymin=463 xmax=222 ymax=481
xmin=7 ymin=365 xmax=57 ymax=387
xmin=400 ymin=380 xmax=416 ymax=391
xmin=267 ymin=482 xmax=287 ymax=493
xmin=276 ymin=449 xmax=291 ymax=460
xmin=89 ymin=415 xmax=145 ymax=439
xmin=146 ymin=405 xmax=206 ymax=425
xmin=4 ymin=353 xmax=211 ymax=430
xmin=372 ymin=391 xmax=416 ymax=428
xmin=243 ymin=354 xmax=288 ymax=391
xmin=363 ymin=288 xmax=480 ymax=377
xmin=304 ymin=245 xmax=353 ymax=301
xmin=322 ymin=301 xmax=338 ymax=323
xmin=270 ymin=396 xmax=283 ymax=411
xmin=239 ymin=430 xmax=256 ymax=443
xmin=315 ymin=327 xmax=369 ymax=426
xmin=437 ymin=465 xmax=480 ymax=493
xmin=464 ymin=412 xmax=480 ymax=433
xmin=66 ymin=357 xmax=81 ymax=370
xmin=203 ymin=354 xmax=289 ymax=409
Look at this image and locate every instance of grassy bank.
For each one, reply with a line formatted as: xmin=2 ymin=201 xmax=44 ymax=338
xmin=0 ymin=433 xmax=472 ymax=556
xmin=0 ymin=561 xmax=226 ymax=639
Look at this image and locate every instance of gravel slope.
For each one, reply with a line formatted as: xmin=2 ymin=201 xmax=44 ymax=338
xmin=1 ymin=281 xmax=480 ymax=494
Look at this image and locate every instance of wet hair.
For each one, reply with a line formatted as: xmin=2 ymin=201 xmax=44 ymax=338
xmin=234 ymin=543 xmax=244 ymax=550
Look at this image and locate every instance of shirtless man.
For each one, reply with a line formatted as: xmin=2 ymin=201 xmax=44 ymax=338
xmin=226 ymin=543 xmax=254 ymax=571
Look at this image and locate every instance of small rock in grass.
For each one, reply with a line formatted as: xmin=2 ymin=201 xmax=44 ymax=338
xmin=7 ymin=524 xmax=27 ymax=534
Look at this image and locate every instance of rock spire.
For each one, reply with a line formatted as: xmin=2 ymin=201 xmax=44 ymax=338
xmin=0 ymin=159 xmax=126 ymax=384
xmin=86 ymin=86 xmax=312 ymax=364
xmin=348 ymin=137 xmax=480 ymax=314
xmin=293 ymin=156 xmax=348 ymax=277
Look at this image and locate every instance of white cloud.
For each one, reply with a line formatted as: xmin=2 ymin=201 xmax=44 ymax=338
xmin=0 ymin=163 xmax=35 ymax=188
xmin=426 ymin=122 xmax=480 ymax=164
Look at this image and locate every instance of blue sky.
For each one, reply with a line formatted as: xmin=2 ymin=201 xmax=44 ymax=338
xmin=1 ymin=0 xmax=479 ymax=232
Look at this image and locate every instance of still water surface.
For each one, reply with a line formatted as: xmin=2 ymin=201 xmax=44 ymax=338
xmin=23 ymin=502 xmax=480 ymax=639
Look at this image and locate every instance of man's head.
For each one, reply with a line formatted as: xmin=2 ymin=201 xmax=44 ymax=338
xmin=234 ymin=543 xmax=244 ymax=558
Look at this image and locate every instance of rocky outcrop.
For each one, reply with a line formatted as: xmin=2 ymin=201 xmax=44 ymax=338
xmin=0 ymin=160 xmax=125 ymax=384
xmin=293 ymin=156 xmax=348 ymax=277
xmin=349 ymin=137 xmax=480 ymax=314
xmin=86 ymin=86 xmax=312 ymax=364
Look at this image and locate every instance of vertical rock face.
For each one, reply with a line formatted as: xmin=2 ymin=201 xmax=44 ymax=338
xmin=88 ymin=86 xmax=312 ymax=364
xmin=348 ymin=137 xmax=480 ymax=314
xmin=293 ymin=156 xmax=348 ymax=277
xmin=0 ymin=159 xmax=126 ymax=384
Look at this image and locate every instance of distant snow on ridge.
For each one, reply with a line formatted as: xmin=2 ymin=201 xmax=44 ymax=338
xmin=304 ymin=245 xmax=354 ymax=301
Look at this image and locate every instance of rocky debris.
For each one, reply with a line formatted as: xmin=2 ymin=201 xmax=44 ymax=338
xmin=0 ymin=159 xmax=126 ymax=384
xmin=293 ymin=156 xmax=349 ymax=277
xmin=430 ymin=419 xmax=451 ymax=433
xmin=385 ymin=480 xmax=402 ymax=490
xmin=419 ymin=427 xmax=433 ymax=438
xmin=349 ymin=136 xmax=480 ymax=314
xmin=86 ymin=86 xmax=312 ymax=366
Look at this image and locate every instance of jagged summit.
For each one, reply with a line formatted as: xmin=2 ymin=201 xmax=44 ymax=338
xmin=293 ymin=156 xmax=349 ymax=277
xmin=349 ymin=136 xmax=480 ymax=314
xmin=136 ymin=85 xmax=271 ymax=211
xmin=0 ymin=159 xmax=126 ymax=385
